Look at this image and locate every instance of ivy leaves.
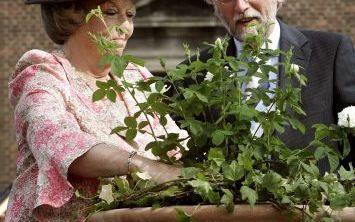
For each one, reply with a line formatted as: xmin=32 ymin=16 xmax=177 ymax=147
xmin=84 ymin=13 xmax=355 ymax=221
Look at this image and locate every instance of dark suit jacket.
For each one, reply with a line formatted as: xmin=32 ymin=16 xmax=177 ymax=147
xmin=186 ymin=20 xmax=355 ymax=169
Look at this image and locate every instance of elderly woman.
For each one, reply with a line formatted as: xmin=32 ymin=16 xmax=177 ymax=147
xmin=5 ymin=0 xmax=187 ymax=221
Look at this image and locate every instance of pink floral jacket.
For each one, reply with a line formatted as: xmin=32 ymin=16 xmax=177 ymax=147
xmin=5 ymin=49 xmax=187 ymax=222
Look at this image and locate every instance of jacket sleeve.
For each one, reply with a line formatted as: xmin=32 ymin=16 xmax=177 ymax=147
xmin=10 ymin=61 xmax=100 ymax=209
xmin=334 ymin=35 xmax=355 ymax=166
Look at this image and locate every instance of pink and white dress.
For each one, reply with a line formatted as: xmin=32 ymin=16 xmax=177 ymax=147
xmin=5 ymin=49 xmax=187 ymax=222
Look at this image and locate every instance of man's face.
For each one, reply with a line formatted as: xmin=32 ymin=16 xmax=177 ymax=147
xmin=212 ymin=0 xmax=282 ymax=41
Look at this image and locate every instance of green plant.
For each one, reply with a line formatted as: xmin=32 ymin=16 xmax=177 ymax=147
xmin=82 ymin=7 xmax=355 ymax=222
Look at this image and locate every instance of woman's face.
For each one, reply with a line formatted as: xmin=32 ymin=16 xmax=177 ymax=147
xmin=76 ymin=0 xmax=136 ymax=56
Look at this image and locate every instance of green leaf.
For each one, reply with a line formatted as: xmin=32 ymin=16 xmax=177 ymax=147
xmin=327 ymin=153 xmax=339 ymax=172
xmin=152 ymin=102 xmax=171 ymax=115
xmin=188 ymin=179 xmax=213 ymax=197
xmin=195 ymin=92 xmax=208 ymax=103
xmin=106 ymin=89 xmax=117 ymax=102
xmin=212 ymin=130 xmax=225 ymax=146
xmin=351 ymin=186 xmax=355 ymax=203
xmin=112 ymin=57 xmax=127 ymax=77
xmin=175 ymin=208 xmax=195 ymax=222
xmin=114 ymin=176 xmax=130 ymax=193
xmin=86 ymin=12 xmax=94 ymax=23
xmin=313 ymin=124 xmax=329 ymax=140
xmin=262 ymin=172 xmax=282 ymax=193
xmin=289 ymin=118 xmax=306 ymax=134
xmin=183 ymin=90 xmax=194 ymax=99
xmin=159 ymin=115 xmax=168 ymax=126
xmin=273 ymin=122 xmax=285 ymax=134
xmin=96 ymin=81 xmax=108 ymax=89
xmin=182 ymin=167 xmax=202 ymax=179
xmin=159 ymin=58 xmax=167 ymax=69
xmin=124 ymin=117 xmax=138 ymax=128
xmin=123 ymin=55 xmax=145 ymax=67
xmin=138 ymin=121 xmax=149 ymax=129
xmin=314 ymin=146 xmax=327 ymax=160
xmin=342 ymin=137 xmax=351 ymax=158
xmin=92 ymin=89 xmax=106 ymax=102
xmin=208 ymin=148 xmax=225 ymax=166
xmin=126 ymin=129 xmax=137 ymax=141
xmin=237 ymin=152 xmax=253 ymax=171
xmin=134 ymin=110 xmax=143 ymax=118
xmin=221 ymin=189 xmax=234 ymax=213
xmin=161 ymin=186 xmax=180 ymax=197
xmin=240 ymin=186 xmax=258 ymax=207
xmin=111 ymin=126 xmax=127 ymax=134
xmin=238 ymin=104 xmax=258 ymax=120
xmin=188 ymin=120 xmax=204 ymax=137
xmin=301 ymin=163 xmax=320 ymax=177
xmin=207 ymin=190 xmax=221 ymax=204
xmin=330 ymin=194 xmax=351 ymax=210
xmin=338 ymin=166 xmax=355 ymax=181
xmin=155 ymin=80 xmax=165 ymax=92
xmin=223 ymin=161 xmax=245 ymax=181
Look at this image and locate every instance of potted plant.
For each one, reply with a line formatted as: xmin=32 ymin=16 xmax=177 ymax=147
xmin=81 ymin=8 xmax=355 ymax=222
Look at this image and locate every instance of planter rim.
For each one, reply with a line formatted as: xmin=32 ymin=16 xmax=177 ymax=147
xmin=87 ymin=204 xmax=355 ymax=222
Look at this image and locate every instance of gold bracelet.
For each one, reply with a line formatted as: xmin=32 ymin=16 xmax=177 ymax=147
xmin=127 ymin=151 xmax=137 ymax=174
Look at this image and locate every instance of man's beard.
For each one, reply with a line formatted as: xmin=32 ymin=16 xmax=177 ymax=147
xmin=214 ymin=8 xmax=277 ymax=41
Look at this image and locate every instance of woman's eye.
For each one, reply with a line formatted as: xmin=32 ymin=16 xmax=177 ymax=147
xmin=127 ymin=11 xmax=136 ymax=18
xmin=104 ymin=10 xmax=117 ymax=16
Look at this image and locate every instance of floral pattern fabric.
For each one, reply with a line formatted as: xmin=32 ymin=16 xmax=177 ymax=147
xmin=5 ymin=49 xmax=187 ymax=222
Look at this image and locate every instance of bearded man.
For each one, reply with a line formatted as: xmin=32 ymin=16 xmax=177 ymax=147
xmin=195 ymin=0 xmax=355 ymax=171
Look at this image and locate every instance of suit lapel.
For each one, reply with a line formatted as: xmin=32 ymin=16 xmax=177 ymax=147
xmin=278 ymin=20 xmax=312 ymax=89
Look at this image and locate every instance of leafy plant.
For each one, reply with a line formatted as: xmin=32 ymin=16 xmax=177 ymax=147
xmin=83 ymin=7 xmax=355 ymax=222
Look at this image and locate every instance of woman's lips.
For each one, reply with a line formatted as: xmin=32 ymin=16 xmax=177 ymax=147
xmin=112 ymin=38 xmax=126 ymax=41
xmin=112 ymin=38 xmax=127 ymax=46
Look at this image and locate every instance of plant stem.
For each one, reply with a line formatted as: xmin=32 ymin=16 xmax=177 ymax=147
xmin=121 ymin=75 xmax=158 ymax=142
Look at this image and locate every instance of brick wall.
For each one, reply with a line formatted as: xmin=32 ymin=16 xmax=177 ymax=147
xmin=0 ymin=0 xmax=354 ymax=191
xmin=0 ymin=0 xmax=55 ymax=191
xmin=279 ymin=0 xmax=355 ymax=39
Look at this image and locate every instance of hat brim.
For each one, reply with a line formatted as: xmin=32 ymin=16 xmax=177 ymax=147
xmin=24 ymin=0 xmax=75 ymax=4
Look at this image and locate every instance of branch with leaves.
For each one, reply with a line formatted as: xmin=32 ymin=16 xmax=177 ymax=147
xmin=82 ymin=7 xmax=355 ymax=222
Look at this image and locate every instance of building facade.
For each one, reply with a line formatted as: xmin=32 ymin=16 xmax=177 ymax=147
xmin=0 ymin=0 xmax=354 ymax=191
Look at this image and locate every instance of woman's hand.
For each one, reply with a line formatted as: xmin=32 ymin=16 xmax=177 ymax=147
xmin=69 ymin=143 xmax=181 ymax=184
xmin=131 ymin=155 xmax=181 ymax=184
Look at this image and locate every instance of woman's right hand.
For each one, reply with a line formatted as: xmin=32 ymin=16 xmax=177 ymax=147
xmin=131 ymin=155 xmax=181 ymax=184
xmin=69 ymin=144 xmax=181 ymax=184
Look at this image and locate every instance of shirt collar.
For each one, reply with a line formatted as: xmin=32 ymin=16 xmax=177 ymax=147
xmin=233 ymin=19 xmax=281 ymax=57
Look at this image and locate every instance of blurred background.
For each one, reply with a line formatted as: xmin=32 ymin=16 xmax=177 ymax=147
xmin=0 ymin=0 xmax=354 ymax=195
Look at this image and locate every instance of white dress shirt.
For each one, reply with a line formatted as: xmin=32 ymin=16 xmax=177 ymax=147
xmin=233 ymin=20 xmax=281 ymax=137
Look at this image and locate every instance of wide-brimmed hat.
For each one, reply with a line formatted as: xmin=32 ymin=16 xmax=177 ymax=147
xmin=24 ymin=0 xmax=75 ymax=4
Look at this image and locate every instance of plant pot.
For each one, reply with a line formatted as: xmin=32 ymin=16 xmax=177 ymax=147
xmin=87 ymin=204 xmax=355 ymax=222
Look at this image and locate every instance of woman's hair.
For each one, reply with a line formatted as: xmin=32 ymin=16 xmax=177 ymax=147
xmin=41 ymin=2 xmax=86 ymax=45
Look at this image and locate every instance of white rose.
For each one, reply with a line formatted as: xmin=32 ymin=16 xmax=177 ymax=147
xmin=204 ymin=71 xmax=214 ymax=82
xmin=290 ymin=64 xmax=300 ymax=73
xmin=338 ymin=106 xmax=355 ymax=128
xmin=150 ymin=82 xmax=170 ymax=94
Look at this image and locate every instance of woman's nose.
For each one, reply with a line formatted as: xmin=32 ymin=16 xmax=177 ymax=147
xmin=116 ymin=19 xmax=131 ymax=35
